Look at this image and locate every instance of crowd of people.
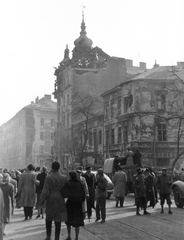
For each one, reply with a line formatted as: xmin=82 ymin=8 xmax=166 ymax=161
xmin=0 ymin=160 xmax=183 ymax=240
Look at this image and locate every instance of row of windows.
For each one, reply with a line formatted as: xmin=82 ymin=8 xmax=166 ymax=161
xmin=105 ymin=92 xmax=166 ymax=119
xmin=40 ymin=118 xmax=55 ymax=126
xmin=40 ymin=132 xmax=55 ymax=140
xmin=87 ymin=123 xmax=167 ymax=147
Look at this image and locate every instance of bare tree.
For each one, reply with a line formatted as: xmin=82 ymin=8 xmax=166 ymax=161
xmin=71 ymin=91 xmax=101 ymax=165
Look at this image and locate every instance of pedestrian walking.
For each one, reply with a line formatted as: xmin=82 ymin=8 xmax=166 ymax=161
xmin=156 ymin=168 xmax=173 ymax=214
xmin=40 ymin=161 xmax=67 ymax=240
xmin=133 ymin=169 xmax=150 ymax=216
xmin=113 ymin=165 xmax=127 ymax=208
xmin=76 ymin=167 xmax=89 ymax=220
xmin=95 ymin=168 xmax=108 ymax=223
xmin=17 ymin=164 xmax=39 ymax=220
xmin=83 ymin=166 xmax=96 ymax=221
xmin=61 ymin=170 xmax=85 ymax=240
xmin=35 ymin=166 xmax=47 ymax=219
xmin=0 ymin=173 xmax=14 ymax=236
xmin=144 ymin=168 xmax=155 ymax=208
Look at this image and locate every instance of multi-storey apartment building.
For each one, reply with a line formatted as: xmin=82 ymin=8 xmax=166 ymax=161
xmin=53 ymin=13 xmax=148 ymax=169
xmin=101 ymin=63 xmax=184 ymax=171
xmin=0 ymin=94 xmax=57 ymax=170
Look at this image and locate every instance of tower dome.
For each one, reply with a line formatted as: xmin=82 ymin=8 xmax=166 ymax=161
xmin=72 ymin=11 xmax=93 ymax=58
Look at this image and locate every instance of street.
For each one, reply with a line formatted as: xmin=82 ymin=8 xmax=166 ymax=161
xmin=4 ymin=195 xmax=184 ymax=240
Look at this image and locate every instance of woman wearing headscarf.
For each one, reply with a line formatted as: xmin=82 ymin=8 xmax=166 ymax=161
xmin=18 ymin=164 xmax=39 ymax=220
xmin=0 ymin=173 xmax=14 ymax=236
xmin=61 ymin=170 xmax=85 ymax=240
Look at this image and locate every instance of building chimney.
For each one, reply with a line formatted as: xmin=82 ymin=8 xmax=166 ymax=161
xmin=139 ymin=62 xmax=146 ymax=70
xmin=153 ymin=60 xmax=159 ymax=68
xmin=126 ymin=59 xmax=133 ymax=68
xmin=44 ymin=94 xmax=51 ymax=100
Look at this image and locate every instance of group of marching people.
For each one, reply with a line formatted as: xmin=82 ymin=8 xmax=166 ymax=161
xmin=133 ymin=167 xmax=173 ymax=216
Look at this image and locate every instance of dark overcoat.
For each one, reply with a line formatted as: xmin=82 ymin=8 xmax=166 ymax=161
xmin=40 ymin=171 xmax=67 ymax=222
xmin=61 ymin=179 xmax=85 ymax=227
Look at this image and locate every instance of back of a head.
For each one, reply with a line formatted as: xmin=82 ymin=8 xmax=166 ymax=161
xmin=27 ymin=164 xmax=35 ymax=171
xmin=98 ymin=168 xmax=104 ymax=176
xmin=52 ymin=161 xmax=60 ymax=171
xmin=42 ymin=166 xmax=47 ymax=173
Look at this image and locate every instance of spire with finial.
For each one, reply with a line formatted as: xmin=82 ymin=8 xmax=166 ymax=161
xmin=80 ymin=6 xmax=86 ymax=34
xmin=72 ymin=6 xmax=93 ymax=58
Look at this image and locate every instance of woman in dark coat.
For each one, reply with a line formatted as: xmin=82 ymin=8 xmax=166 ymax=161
xmin=61 ymin=171 xmax=85 ymax=240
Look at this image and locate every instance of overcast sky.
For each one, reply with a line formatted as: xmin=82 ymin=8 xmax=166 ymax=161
xmin=0 ymin=0 xmax=184 ymax=126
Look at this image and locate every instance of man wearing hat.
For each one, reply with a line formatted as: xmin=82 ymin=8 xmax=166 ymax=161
xmin=83 ymin=166 xmax=96 ymax=221
xmin=156 ymin=168 xmax=173 ymax=214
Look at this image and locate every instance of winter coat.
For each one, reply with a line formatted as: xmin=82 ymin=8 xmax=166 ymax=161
xmin=145 ymin=174 xmax=155 ymax=205
xmin=96 ymin=174 xmax=108 ymax=199
xmin=18 ymin=170 xmax=38 ymax=207
xmin=40 ymin=171 xmax=67 ymax=222
xmin=156 ymin=173 xmax=173 ymax=194
xmin=113 ymin=170 xmax=127 ymax=197
xmin=61 ymin=178 xmax=85 ymax=227
xmin=0 ymin=182 xmax=14 ymax=223
xmin=83 ymin=172 xmax=96 ymax=206
xmin=133 ymin=175 xmax=146 ymax=198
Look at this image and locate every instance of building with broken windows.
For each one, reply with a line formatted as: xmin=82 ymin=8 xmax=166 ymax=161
xmin=101 ymin=63 xmax=184 ymax=171
xmin=0 ymin=95 xmax=57 ymax=170
xmin=53 ymin=14 xmax=147 ymax=169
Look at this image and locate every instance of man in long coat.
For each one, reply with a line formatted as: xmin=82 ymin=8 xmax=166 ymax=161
xmin=83 ymin=166 xmax=96 ymax=221
xmin=18 ymin=164 xmax=38 ymax=220
xmin=40 ymin=161 xmax=67 ymax=240
xmin=144 ymin=168 xmax=155 ymax=208
xmin=113 ymin=166 xmax=127 ymax=207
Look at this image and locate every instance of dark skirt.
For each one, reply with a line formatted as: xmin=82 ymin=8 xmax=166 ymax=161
xmin=65 ymin=199 xmax=84 ymax=227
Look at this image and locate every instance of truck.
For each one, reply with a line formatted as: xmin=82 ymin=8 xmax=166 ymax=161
xmin=104 ymin=156 xmax=140 ymax=197
xmin=172 ymin=180 xmax=184 ymax=208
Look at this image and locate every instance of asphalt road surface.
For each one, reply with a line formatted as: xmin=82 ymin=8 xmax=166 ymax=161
xmin=4 ymin=194 xmax=184 ymax=240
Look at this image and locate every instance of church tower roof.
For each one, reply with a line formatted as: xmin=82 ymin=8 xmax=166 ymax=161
xmin=72 ymin=9 xmax=93 ymax=58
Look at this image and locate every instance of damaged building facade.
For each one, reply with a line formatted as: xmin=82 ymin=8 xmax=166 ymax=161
xmin=53 ymin=14 xmax=147 ymax=169
xmin=0 ymin=95 xmax=57 ymax=170
xmin=102 ymin=64 xmax=184 ymax=171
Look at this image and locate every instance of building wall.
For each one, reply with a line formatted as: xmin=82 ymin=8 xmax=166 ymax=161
xmin=0 ymin=95 xmax=57 ymax=170
xmin=102 ymin=77 xmax=184 ymax=171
